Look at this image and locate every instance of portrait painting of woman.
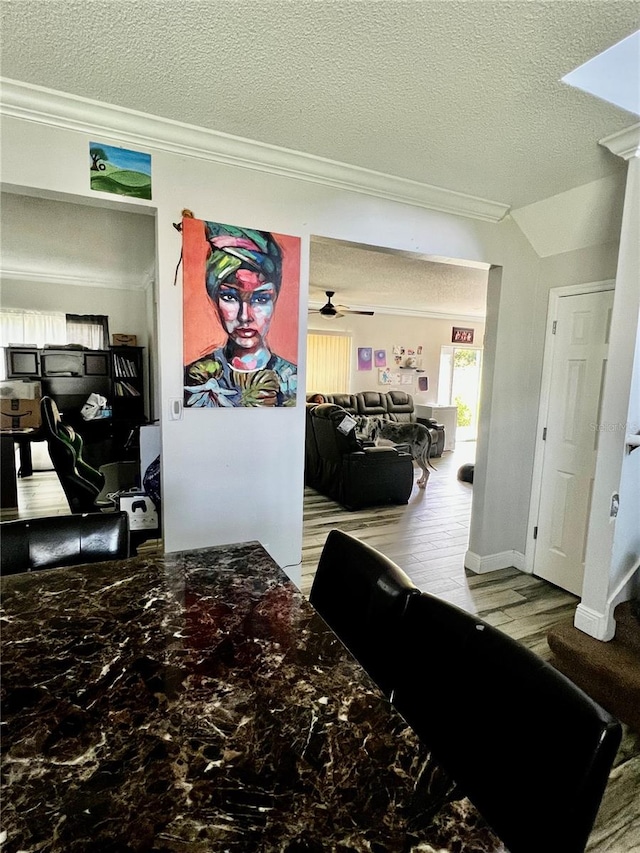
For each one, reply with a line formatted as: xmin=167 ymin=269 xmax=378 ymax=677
xmin=183 ymin=217 xmax=300 ymax=408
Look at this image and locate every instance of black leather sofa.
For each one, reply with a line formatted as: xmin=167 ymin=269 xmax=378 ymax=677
xmin=307 ymin=390 xmax=445 ymax=457
xmin=306 ymin=403 xmax=414 ymax=510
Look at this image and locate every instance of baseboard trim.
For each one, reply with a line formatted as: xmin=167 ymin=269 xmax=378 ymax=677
xmin=464 ymin=549 xmax=526 ymax=574
xmin=574 ymin=603 xmax=616 ymax=641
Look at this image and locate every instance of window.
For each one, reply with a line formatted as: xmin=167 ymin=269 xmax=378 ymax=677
xmin=306 ymin=332 xmax=351 ymax=394
xmin=438 ymin=345 xmax=483 ymax=440
xmin=66 ymin=314 xmax=110 ymax=350
xmin=0 ymin=309 xmax=110 ymax=379
xmin=0 ymin=309 xmax=67 ymax=380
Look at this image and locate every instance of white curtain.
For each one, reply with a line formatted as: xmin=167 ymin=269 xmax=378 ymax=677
xmin=0 ymin=309 xmax=67 ymax=349
xmin=66 ymin=318 xmax=105 ymax=349
xmin=0 ymin=309 xmax=67 ymax=379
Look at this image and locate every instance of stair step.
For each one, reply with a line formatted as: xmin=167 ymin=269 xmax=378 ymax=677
xmin=613 ymin=599 xmax=640 ymax=656
xmin=547 ymin=601 xmax=640 ymax=734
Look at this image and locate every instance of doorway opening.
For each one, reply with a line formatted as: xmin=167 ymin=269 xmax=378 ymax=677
xmin=438 ymin=346 xmax=483 ymax=441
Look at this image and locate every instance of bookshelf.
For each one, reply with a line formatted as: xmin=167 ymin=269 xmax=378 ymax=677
xmin=110 ymin=346 xmax=145 ymax=424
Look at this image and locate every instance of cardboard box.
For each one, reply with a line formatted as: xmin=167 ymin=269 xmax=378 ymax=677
xmin=0 ymin=381 xmax=42 ymax=429
xmin=118 ymin=490 xmax=158 ymax=531
xmin=112 ymin=334 xmax=137 ymax=347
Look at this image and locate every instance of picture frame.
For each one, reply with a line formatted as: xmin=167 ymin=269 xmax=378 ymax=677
xmin=452 ymin=327 xmax=474 ymax=344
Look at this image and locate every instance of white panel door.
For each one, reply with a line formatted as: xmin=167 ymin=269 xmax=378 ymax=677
xmin=533 ymin=290 xmax=613 ymax=595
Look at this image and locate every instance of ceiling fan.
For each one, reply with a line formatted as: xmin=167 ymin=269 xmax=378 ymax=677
xmin=309 ymin=291 xmax=374 ymax=319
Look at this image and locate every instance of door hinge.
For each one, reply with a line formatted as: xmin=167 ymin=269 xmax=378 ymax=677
xmin=533 ymin=526 xmax=538 ymax=539
xmin=542 ymin=427 xmax=547 ymax=440
xmin=552 ymin=321 xmax=557 ymax=335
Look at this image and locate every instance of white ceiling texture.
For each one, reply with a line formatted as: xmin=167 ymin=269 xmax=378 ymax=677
xmin=1 ymin=1 xmax=638 ymax=318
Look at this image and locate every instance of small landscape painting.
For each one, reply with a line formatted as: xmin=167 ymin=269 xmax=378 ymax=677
xmin=90 ymin=142 xmax=152 ymax=200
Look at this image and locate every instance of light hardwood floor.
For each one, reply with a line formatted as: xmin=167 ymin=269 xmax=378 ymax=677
xmin=302 ymin=442 xmax=640 ymax=853
xmin=5 ymin=441 xmax=639 ymax=852
xmin=302 ymin=441 xmax=579 ymax=660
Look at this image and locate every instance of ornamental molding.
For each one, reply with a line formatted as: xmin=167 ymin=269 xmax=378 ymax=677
xmin=599 ymin=123 xmax=640 ymax=160
xmin=0 ymin=78 xmax=510 ymax=224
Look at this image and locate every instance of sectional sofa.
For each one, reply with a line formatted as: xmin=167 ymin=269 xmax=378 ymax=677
xmin=304 ymin=391 xmax=445 ymax=510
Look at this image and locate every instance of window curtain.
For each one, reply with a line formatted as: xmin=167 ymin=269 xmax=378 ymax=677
xmin=1 ymin=309 xmax=68 ymax=379
xmin=306 ymin=332 xmax=351 ymax=394
xmin=0 ymin=309 xmax=67 ymax=349
xmin=66 ymin=314 xmax=110 ymax=350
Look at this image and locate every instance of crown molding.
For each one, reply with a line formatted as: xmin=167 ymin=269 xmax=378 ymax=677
xmin=0 ymin=78 xmax=510 ymax=224
xmin=599 ymin=122 xmax=640 ymax=160
xmin=0 ymin=266 xmax=150 ymax=291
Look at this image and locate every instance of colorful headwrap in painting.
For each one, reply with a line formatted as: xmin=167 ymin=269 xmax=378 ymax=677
xmin=204 ymin=223 xmax=283 ymax=299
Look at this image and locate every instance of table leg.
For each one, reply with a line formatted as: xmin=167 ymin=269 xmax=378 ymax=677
xmin=17 ymin=440 xmax=33 ymax=477
xmin=1 ymin=435 xmax=18 ymax=509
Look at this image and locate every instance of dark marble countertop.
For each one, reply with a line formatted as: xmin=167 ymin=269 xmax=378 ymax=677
xmin=1 ymin=542 xmax=505 ymax=852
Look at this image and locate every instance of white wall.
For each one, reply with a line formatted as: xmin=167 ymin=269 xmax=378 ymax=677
xmin=308 ymin=312 xmax=486 ymax=401
xmin=1 ymin=277 xmax=149 ymax=349
xmin=0 ymin=95 xmax=627 ymax=594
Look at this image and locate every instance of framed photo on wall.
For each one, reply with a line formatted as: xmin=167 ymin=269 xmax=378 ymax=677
xmin=452 ymin=327 xmax=474 ymax=344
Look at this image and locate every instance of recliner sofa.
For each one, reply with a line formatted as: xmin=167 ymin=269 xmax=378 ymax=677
xmin=307 ymin=390 xmax=445 ymax=456
xmin=306 ymin=403 xmax=414 ymax=510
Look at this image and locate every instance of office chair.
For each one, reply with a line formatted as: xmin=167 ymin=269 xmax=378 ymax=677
xmin=1 ymin=511 xmax=130 ymax=575
xmin=309 ymin=528 xmax=419 ymax=696
xmin=40 ymin=396 xmax=137 ymax=513
xmin=392 ymin=592 xmax=622 ymax=853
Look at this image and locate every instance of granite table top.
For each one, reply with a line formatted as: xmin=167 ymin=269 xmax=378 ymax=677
xmin=1 ymin=542 xmax=505 ymax=853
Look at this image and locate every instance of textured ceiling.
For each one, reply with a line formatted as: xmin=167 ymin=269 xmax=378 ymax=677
xmin=309 ymin=238 xmax=489 ymax=318
xmin=1 ymin=0 xmax=638 ymax=210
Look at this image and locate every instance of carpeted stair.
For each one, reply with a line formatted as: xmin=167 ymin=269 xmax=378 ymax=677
xmin=547 ymin=599 xmax=640 ymax=733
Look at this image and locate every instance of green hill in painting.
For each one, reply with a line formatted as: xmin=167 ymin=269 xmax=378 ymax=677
xmin=91 ymin=164 xmax=152 ymax=199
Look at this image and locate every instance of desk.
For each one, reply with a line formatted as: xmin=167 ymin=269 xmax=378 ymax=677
xmin=1 ymin=543 xmax=504 ymax=852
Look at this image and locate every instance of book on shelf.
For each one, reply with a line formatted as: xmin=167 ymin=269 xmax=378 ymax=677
xmin=113 ymin=354 xmax=138 ymax=378
xmin=115 ymin=380 xmax=141 ymax=396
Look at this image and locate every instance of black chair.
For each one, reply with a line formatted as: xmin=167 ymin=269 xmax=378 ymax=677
xmin=308 ymin=404 xmax=413 ymax=510
xmin=40 ymin=396 xmax=137 ymax=513
xmin=309 ymin=529 xmax=419 ymax=696
xmin=392 ymin=592 xmax=622 ymax=853
xmin=0 ymin=511 xmax=130 ymax=575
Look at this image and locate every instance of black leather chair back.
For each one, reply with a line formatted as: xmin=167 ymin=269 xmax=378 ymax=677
xmin=310 ymin=529 xmax=419 ymax=696
xmin=311 ymin=404 xmax=360 ymax=463
xmin=40 ymin=396 xmax=105 ymax=512
xmin=393 ymin=592 xmax=622 ymax=853
xmin=356 ymin=391 xmax=388 ymax=417
xmin=1 ymin=511 xmax=130 ymax=575
xmin=327 ymin=393 xmax=358 ymax=414
xmin=386 ymin=390 xmax=415 ymax=422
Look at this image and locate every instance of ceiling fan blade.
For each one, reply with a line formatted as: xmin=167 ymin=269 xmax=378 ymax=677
xmin=308 ymin=290 xmax=372 ymax=318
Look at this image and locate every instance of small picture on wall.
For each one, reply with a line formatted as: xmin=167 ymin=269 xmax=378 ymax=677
xmin=379 ymin=368 xmax=400 ymax=385
xmin=90 ymin=142 xmax=152 ymax=199
xmin=452 ymin=327 xmax=474 ymax=344
xmin=358 ymin=347 xmax=373 ymax=370
xmin=374 ymin=349 xmax=386 ymax=367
